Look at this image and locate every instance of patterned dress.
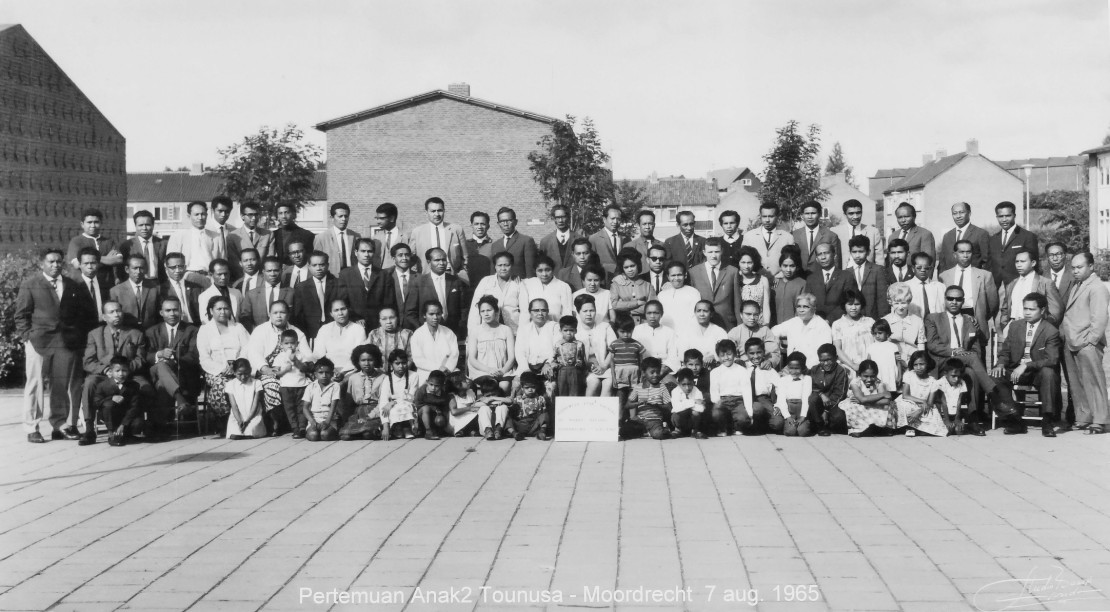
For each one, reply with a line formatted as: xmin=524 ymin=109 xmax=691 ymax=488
xmin=895 ymin=374 xmax=947 ymax=436
xmin=841 ymin=377 xmax=895 ymax=434
xmin=553 ymin=339 xmax=586 ymax=397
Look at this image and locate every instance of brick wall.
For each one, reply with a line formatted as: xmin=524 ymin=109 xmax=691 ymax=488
xmin=0 ymin=25 xmax=127 ymax=257
xmin=324 ymin=97 xmax=554 ymax=239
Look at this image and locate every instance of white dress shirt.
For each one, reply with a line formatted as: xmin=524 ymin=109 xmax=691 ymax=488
xmin=168 ymin=278 xmax=192 ymax=323
xmin=522 ymin=277 xmax=574 ymax=320
xmin=43 ymin=273 xmax=63 ymax=299
xmin=82 ymin=275 xmax=103 ymax=314
xmin=632 ymin=323 xmax=680 ymax=373
xmin=514 ymin=320 xmax=559 ymax=375
xmin=1009 ymin=273 xmax=1036 ymax=322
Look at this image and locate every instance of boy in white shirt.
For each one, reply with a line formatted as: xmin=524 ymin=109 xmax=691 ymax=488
xmin=271 ymin=329 xmax=311 ymax=438
xmin=300 ymin=358 xmax=340 ymax=441
xmin=671 ymin=368 xmax=707 ymax=439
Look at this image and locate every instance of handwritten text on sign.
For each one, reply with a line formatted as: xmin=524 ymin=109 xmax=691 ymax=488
xmin=555 ymin=396 xmax=619 ymax=442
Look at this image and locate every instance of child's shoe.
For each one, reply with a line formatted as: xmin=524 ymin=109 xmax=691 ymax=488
xmin=514 ymin=432 xmax=526 ymax=441
xmin=905 ymin=429 xmax=916 ymax=437
xmin=493 ymin=425 xmax=504 ymax=440
xmin=537 ymin=432 xmax=547 ymax=441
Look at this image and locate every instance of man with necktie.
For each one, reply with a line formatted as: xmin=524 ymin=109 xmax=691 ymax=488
xmin=882 ymin=239 xmax=914 ymax=285
xmin=406 ymin=197 xmax=467 ymax=276
xmin=166 ymin=201 xmax=221 ymax=289
xmin=241 ymin=256 xmax=293 ymax=331
xmin=937 ymin=202 xmax=990 ymax=273
xmin=228 ymin=200 xmax=274 ymax=278
xmin=370 ymin=202 xmax=405 ymax=269
xmin=1059 ymin=253 xmax=1110 ymax=434
xmin=791 ymin=201 xmax=841 ymax=270
xmin=989 ymin=201 xmax=1040 ymax=288
xmin=990 ymin=292 xmax=1061 ymax=437
xmin=1044 ymin=242 xmax=1074 ymax=298
xmin=145 ymin=296 xmax=200 ymax=430
xmin=663 ymin=210 xmax=707 ymax=271
xmin=404 ymin=247 xmax=469 ymax=337
xmin=464 ymin=211 xmax=495 ymax=290
xmin=887 ymin=202 xmax=936 ymax=266
xmin=638 ymin=244 xmax=670 ymax=295
xmin=590 ymin=205 xmax=629 ymax=275
xmin=315 ymin=202 xmax=361 ymax=276
xmin=74 ymin=301 xmax=152 ymax=444
xmin=160 ymin=252 xmax=203 ymax=325
xmin=272 ymin=202 xmax=317 ymax=267
xmin=833 ymin=199 xmax=884 ymax=266
xmin=494 ymin=206 xmax=537 ymax=279
xmin=110 ymin=254 xmax=162 ymax=330
xmin=742 ymin=202 xmax=794 ymax=276
xmin=627 ymin=209 xmax=668 ymax=274
xmin=804 ymin=242 xmax=858 ymax=322
xmin=336 ymin=237 xmax=396 ymax=326
xmin=538 ymin=204 xmax=585 ymax=270
xmin=292 ymin=251 xmax=338 ymax=342
xmin=116 ymin=209 xmax=166 ymax=283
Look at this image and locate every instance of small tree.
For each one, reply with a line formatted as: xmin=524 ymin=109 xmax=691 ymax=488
xmin=1103 ymin=124 xmax=1110 ymax=145
xmin=758 ymin=120 xmax=830 ymax=226
xmin=214 ymin=124 xmax=323 ymax=222
xmin=824 ymin=141 xmax=857 ymax=188
xmin=528 ymin=116 xmax=613 ymax=236
xmin=611 ymin=180 xmax=648 ymax=239
xmin=1036 ymin=190 xmax=1090 ymax=253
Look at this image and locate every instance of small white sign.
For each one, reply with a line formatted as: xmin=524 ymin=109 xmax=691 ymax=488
xmin=555 ymin=396 xmax=619 ymax=442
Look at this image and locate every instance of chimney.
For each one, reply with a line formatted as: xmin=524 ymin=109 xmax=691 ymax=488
xmin=966 ymin=138 xmax=979 ymax=156
xmin=922 ymin=153 xmax=933 ymax=165
xmin=190 ymin=163 xmax=204 ymax=176
xmin=935 ymin=148 xmax=947 ymax=160
xmin=448 ymin=82 xmax=471 ymax=97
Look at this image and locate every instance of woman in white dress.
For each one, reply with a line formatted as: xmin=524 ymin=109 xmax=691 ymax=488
xmin=575 ymin=293 xmax=616 ymax=397
xmin=466 ymin=295 xmax=517 ymax=394
xmin=197 ymin=295 xmax=252 ymax=420
xmin=224 ymin=358 xmax=266 ymax=439
xmin=467 ymin=251 xmax=525 ymax=333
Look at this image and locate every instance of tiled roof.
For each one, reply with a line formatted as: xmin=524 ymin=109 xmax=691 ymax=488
xmin=625 ymin=178 xmax=719 ymax=208
xmin=707 ymin=167 xmax=749 ymax=187
xmin=884 ymin=153 xmax=968 ymax=194
xmin=128 ymin=171 xmax=327 ymax=202
xmin=315 ymin=90 xmax=558 ymax=132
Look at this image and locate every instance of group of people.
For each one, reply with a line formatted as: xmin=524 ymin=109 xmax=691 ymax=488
xmin=15 ymin=193 xmax=1109 ymax=446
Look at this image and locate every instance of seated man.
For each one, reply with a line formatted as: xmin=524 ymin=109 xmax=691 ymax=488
xmin=990 ymin=292 xmax=1061 ymax=437
xmin=77 ymin=301 xmax=152 ymax=445
xmin=144 ymin=297 xmax=200 ymax=430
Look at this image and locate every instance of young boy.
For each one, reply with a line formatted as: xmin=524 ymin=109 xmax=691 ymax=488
xmin=770 ymin=352 xmax=815 ymax=436
xmin=91 ymin=356 xmax=145 ymax=447
xmin=710 ymin=339 xmax=766 ymax=435
xmin=510 ymin=372 xmax=548 ymax=441
xmin=671 ymin=368 xmax=707 ymax=439
xmin=846 ymin=236 xmax=889 ymax=320
xmin=621 ymin=357 xmax=672 ymax=440
xmin=808 ymin=343 xmax=850 ymax=436
xmin=413 ymin=370 xmax=452 ymax=441
xmin=727 ymin=300 xmax=781 ymax=370
xmin=682 ymin=349 xmax=711 ymax=396
xmin=273 ymin=329 xmax=311 ymax=438
xmin=552 ymin=315 xmax=586 ymax=397
xmin=300 ymin=358 xmax=340 ymax=441
xmin=933 ymin=358 xmax=971 ymax=436
xmin=608 ymin=316 xmax=647 ymax=419
xmin=741 ymin=337 xmax=777 ymax=426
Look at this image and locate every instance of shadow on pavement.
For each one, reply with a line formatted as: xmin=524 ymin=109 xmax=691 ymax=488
xmin=0 ymin=451 xmax=245 ymax=487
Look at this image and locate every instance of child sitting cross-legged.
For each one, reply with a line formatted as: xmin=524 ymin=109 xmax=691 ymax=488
xmin=932 ymin=358 xmax=972 ymax=436
xmin=413 ymin=369 xmax=452 ymax=441
xmin=840 ymin=359 xmax=895 ymax=437
xmin=670 ymin=367 xmax=707 ymax=439
xmin=510 ymin=372 xmax=549 ymax=441
xmin=620 ymin=357 xmax=672 ymax=440
xmin=473 ymin=375 xmax=512 ymax=441
xmin=300 ymin=358 xmax=341 ymax=442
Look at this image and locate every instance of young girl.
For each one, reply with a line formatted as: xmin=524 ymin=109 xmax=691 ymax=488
xmin=378 ymin=348 xmax=417 ymax=440
xmin=572 ymin=264 xmax=615 ymax=324
xmin=271 ymin=328 xmax=310 ymax=437
xmin=771 ymin=352 xmax=815 ymax=437
xmin=552 ymin=315 xmax=586 ymax=397
xmin=865 ymin=319 xmax=901 ymax=390
xmin=446 ymin=372 xmax=480 ymax=437
xmin=831 ymin=290 xmax=875 ymax=373
xmin=300 ymin=358 xmax=341 ymax=442
xmin=840 ymin=359 xmax=895 ymax=437
xmin=510 ymin=372 xmax=549 ymax=441
xmin=932 ymin=358 xmax=972 ymax=436
xmin=339 ymin=344 xmax=384 ymax=441
xmin=895 ymin=350 xmax=947 ymax=437
xmin=737 ymin=246 xmax=772 ymax=324
xmin=225 ymin=358 xmax=265 ymax=439
xmin=773 ymin=247 xmax=807 ymax=326
xmin=607 ymin=315 xmax=647 ymax=414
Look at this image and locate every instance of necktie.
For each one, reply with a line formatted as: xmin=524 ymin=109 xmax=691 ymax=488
xmin=1053 ymin=271 xmax=1060 ymax=287
xmin=88 ymin=279 xmax=98 ymax=311
xmin=901 ymin=229 xmax=907 ymax=240
xmin=851 ymin=226 xmax=857 ymax=237
xmin=143 ymin=240 xmax=154 ymax=276
xmin=435 ymin=226 xmax=442 ymax=249
xmin=955 ymin=228 xmax=962 ymax=242
xmin=1024 ymin=323 xmax=1034 ymax=361
xmin=384 ymin=230 xmax=392 ymax=251
xmin=112 ymin=329 xmax=120 ymax=354
xmin=435 ymin=276 xmax=446 ymax=315
xmin=268 ymin=285 xmax=277 ymax=308
xmin=750 ymin=367 xmax=757 ymax=404
xmin=168 ymin=326 xmax=175 ymax=346
xmin=219 ymin=286 xmax=229 ymax=300
xmin=338 ymin=231 xmax=347 ymax=269
xmin=505 ymin=235 xmax=510 ymax=249
xmin=612 ymin=233 xmax=618 ymax=254
xmin=951 ymin=315 xmax=960 ymax=347
xmin=1002 ymin=230 xmax=1009 ymax=246
xmin=958 ymin=268 xmax=965 ymax=290
xmin=399 ymin=272 xmax=407 ymax=301
xmin=825 ymin=270 xmax=832 ymax=285
xmin=135 ymin=283 xmax=144 ymax=313
xmin=317 ymin=280 xmax=326 ymax=322
xmin=249 ymin=230 xmax=256 ymax=246
xmin=654 ymin=274 xmax=661 ymax=293
xmin=710 ymin=266 xmax=717 ymax=289
xmin=220 ymin=226 xmax=227 ymax=257
xmin=177 ymin=283 xmax=190 ymax=322
xmin=363 ymin=267 xmax=372 ymax=290
xmin=856 ymin=266 xmax=863 ymax=287
xmin=685 ymin=239 xmax=693 ymax=263
xmin=559 ymin=235 xmax=566 ymax=247
xmin=921 ymin=281 xmax=930 ymax=315
xmin=49 ymin=278 xmax=58 ymax=296
xmin=764 ymin=231 xmax=772 ymax=251
xmin=809 ymin=229 xmax=816 ymax=255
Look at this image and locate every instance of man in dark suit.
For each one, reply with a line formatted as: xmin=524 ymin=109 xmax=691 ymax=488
xmin=110 ymin=254 xmax=161 ymax=330
xmin=92 ymin=357 xmax=146 ymax=446
xmin=1045 ymin=242 xmax=1074 ymax=298
xmin=77 ymin=301 xmax=151 ymax=444
xmin=924 ymin=285 xmax=1018 ymax=434
xmin=160 ymin=252 xmax=203 ymax=325
xmin=73 ymin=247 xmax=112 ymax=327
xmin=538 ymin=204 xmax=584 ymax=270
xmin=232 ymin=248 xmax=263 ymax=296
xmin=717 ymin=209 xmax=744 ymax=269
xmin=281 ymin=239 xmax=311 ymax=289
xmin=888 ymin=202 xmax=937 ymax=265
xmin=845 ymin=236 xmax=890 ymax=320
xmin=626 ymin=209 xmax=667 ymax=274
xmin=639 ymin=244 xmax=671 ymax=294
xmin=404 ymin=247 xmax=469 ymax=337
xmin=791 ymin=201 xmax=841 ymax=270
xmin=272 ymin=203 xmax=316 ymax=265
xmin=557 ymin=238 xmax=594 ymax=292
xmin=145 ymin=296 xmax=200 ymax=429
xmin=990 ymin=291 xmax=1061 ymax=437
xmin=336 ymin=238 xmax=396 ymax=327
xmin=241 ymin=256 xmax=293 ymax=331
xmin=385 ymin=243 xmax=418 ymax=321
xmin=663 ymin=210 xmax=706 ymax=270
xmin=687 ymin=238 xmax=743 ymax=329
xmin=15 ymin=249 xmax=86 ymax=443
xmin=882 ymin=239 xmax=914 ymax=286
xmin=292 ymin=251 xmax=338 ymax=341
xmin=937 ymin=202 xmax=991 ymax=272
xmin=465 ymin=211 xmax=495 ymax=289
xmin=493 ymin=207 xmax=537 ymax=278
xmin=989 ymin=201 xmax=1040 ymax=288
xmin=804 ymin=243 xmax=859 ymax=323
xmin=116 ymin=209 xmax=167 ymax=283
xmin=228 ymin=201 xmax=275 ymax=277
xmin=588 ymin=204 xmax=625 ymax=275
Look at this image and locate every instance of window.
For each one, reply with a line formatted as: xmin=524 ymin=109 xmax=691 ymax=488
xmin=740 ymin=178 xmax=752 ymax=186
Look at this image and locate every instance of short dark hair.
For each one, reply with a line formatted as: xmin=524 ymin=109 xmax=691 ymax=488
xmin=637 ymin=209 xmax=656 ymax=223
xmin=848 ymin=235 xmax=871 ymax=253
xmin=571 ymin=237 xmax=592 ymax=252
xmin=940 ymin=357 xmax=965 ymax=374
xmin=995 ymin=201 xmax=1017 ymax=215
xmin=817 ymin=343 xmax=837 ymax=358
xmin=519 ymin=371 xmax=541 ymax=388
xmin=1023 ymin=291 xmax=1049 ymax=310
xmin=1044 ymin=241 xmax=1067 ymax=254
xmin=785 ymin=351 xmax=808 ymax=369
xmin=840 ymin=288 xmax=866 ymax=309
xmin=314 ymin=357 xmax=335 ymax=371
xmin=492 ymin=251 xmax=515 ymax=267
xmin=675 ymin=368 xmax=695 ymax=382
xmin=895 ymin=202 xmax=916 ymax=216
xmin=77 ymin=246 xmax=101 ymax=262
xmin=715 ymin=339 xmax=737 ymax=355
xmin=953 ymin=239 xmax=973 ymax=252
xmin=240 ymin=247 xmax=259 ymax=260
xmin=841 ymin=199 xmax=863 ymax=213
xmin=718 ymin=210 xmax=740 ymax=224
xmin=240 ymin=200 xmax=260 ymax=214
xmin=496 ymin=206 xmax=516 ymax=220
xmin=559 ymin=315 xmax=577 ymax=329
xmin=376 ymin=202 xmax=398 ymax=219
xmin=676 ymin=210 xmax=695 ymax=223
xmin=470 ymin=210 xmax=490 ymax=224
xmin=211 ymin=195 xmax=233 ymax=209
xmin=911 ymin=251 xmax=934 ymax=267
xmin=908 ymin=350 xmax=934 ymax=371
xmin=800 ymin=200 xmax=822 ymax=214
xmin=422 ymin=300 xmax=443 ymax=315
xmin=82 ymin=208 xmax=104 ymax=221
xmin=682 ymin=349 xmax=703 ymax=362
xmin=857 ymin=359 xmax=878 ymax=375
xmin=108 ymin=355 xmax=131 ymax=370
xmin=424 ymin=197 xmax=445 ymax=210
xmin=759 ymin=202 xmax=779 ymax=214
xmin=353 ymin=237 xmax=375 ymax=252
xmin=743 ymin=337 xmax=764 ymax=352
xmin=132 ymin=209 xmax=154 ymax=224
xmin=280 ymin=328 xmax=299 ymax=342
xmin=330 ymin=202 xmax=350 ymax=216
xmin=550 ymin=204 xmax=569 ymax=218
xmin=704 ymin=236 xmax=723 ymax=249
xmin=871 ymin=319 xmax=892 ymax=335
xmin=208 ymin=258 xmax=230 ymax=274
xmin=616 ymin=315 xmax=636 ymax=334
xmin=604 ymin=204 xmax=622 ymax=218
xmin=426 ymin=370 xmax=446 ymax=385
xmin=1013 ymin=247 xmax=1038 ymax=263
xmin=887 ymin=238 xmax=910 ymax=252
xmin=309 ymin=250 xmax=329 ymax=264
xmin=186 ymin=201 xmax=207 ymax=214
xmin=390 ymin=242 xmax=411 ymax=257
xmin=641 ymin=356 xmax=662 ymax=371
xmin=534 ymin=253 xmax=556 ymax=271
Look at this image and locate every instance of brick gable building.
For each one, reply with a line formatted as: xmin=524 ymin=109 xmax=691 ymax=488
xmin=315 ymin=83 xmax=558 ymax=238
xmin=0 ymin=24 xmax=126 ymax=256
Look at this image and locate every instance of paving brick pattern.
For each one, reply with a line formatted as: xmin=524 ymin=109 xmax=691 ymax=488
xmin=1 ymin=393 xmax=1109 ymax=612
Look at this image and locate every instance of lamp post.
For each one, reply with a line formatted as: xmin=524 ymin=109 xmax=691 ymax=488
xmin=1022 ymin=163 xmax=1034 ymax=227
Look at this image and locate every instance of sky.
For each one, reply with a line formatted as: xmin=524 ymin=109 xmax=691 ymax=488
xmin=4 ymin=0 xmax=1109 ymax=182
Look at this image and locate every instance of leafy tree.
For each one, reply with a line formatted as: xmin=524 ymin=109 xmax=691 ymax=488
xmin=214 ymin=124 xmax=323 ymax=220
xmin=824 ymin=141 xmax=857 ymax=188
xmin=611 ymin=180 xmax=648 ymax=239
xmin=528 ymin=116 xmax=613 ymax=235
xmin=1035 ymin=190 xmax=1090 ymax=254
xmin=1103 ymin=125 xmax=1110 ymax=145
xmin=758 ymin=120 xmax=830 ymax=226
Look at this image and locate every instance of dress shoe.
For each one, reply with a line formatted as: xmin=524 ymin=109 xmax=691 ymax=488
xmin=27 ymin=432 xmax=45 ymax=444
xmin=1003 ymin=424 xmax=1028 ymax=435
xmin=292 ymin=429 xmax=306 ymax=439
xmin=107 ymin=433 xmax=125 ymax=447
xmin=424 ymin=433 xmax=440 ymax=441
xmin=817 ymin=428 xmax=832 ymax=437
xmin=1042 ymin=428 xmax=1057 ymax=438
xmin=537 ymin=432 xmax=548 ymax=441
xmin=79 ymin=428 xmax=96 ymax=446
xmin=493 ymin=425 xmax=504 ymax=441
xmin=693 ymin=431 xmax=708 ymax=439
xmin=514 ymin=432 xmax=526 ymax=441
xmin=61 ymin=426 xmax=80 ymax=440
xmin=51 ymin=430 xmax=66 ymax=441
xmin=483 ymin=427 xmax=494 ymax=441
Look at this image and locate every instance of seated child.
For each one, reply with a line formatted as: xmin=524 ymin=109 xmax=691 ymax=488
xmin=225 ymin=357 xmax=265 ymax=440
xmin=510 ymin=372 xmax=549 ymax=441
xmin=895 ymin=350 xmax=947 ymax=437
xmin=621 ymin=357 xmax=672 ymax=440
xmin=932 ymin=358 xmax=973 ymax=436
xmin=272 ymin=328 xmax=311 ymax=439
xmin=808 ymin=343 xmax=850 ymax=436
xmin=865 ymin=319 xmax=901 ymax=391
xmin=670 ymin=367 xmax=707 ymax=439
xmin=839 ymin=359 xmax=894 ymax=437
xmin=711 ymin=339 xmax=773 ymax=436
xmin=413 ymin=369 xmax=452 ymax=441
xmin=681 ymin=349 xmax=711 ymax=397
xmin=471 ymin=376 xmax=512 ymax=440
xmin=770 ymin=352 xmax=815 ymax=436
xmin=552 ymin=315 xmax=587 ymax=397
xmin=339 ymin=344 xmax=385 ymax=441
xmin=300 ymin=358 xmax=340 ymax=441
xmin=378 ymin=348 xmax=418 ymax=440
xmin=91 ymin=356 xmax=145 ymax=447
xmin=446 ymin=372 xmax=481 ymax=437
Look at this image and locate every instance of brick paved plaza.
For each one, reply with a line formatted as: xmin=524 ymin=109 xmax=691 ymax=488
xmin=1 ymin=391 xmax=1108 ymax=612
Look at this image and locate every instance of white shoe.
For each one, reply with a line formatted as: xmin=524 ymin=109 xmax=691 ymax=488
xmin=905 ymin=429 xmax=916 ymax=437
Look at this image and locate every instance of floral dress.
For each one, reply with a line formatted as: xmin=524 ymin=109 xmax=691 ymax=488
xmin=840 ymin=377 xmax=895 ymax=434
xmin=895 ymin=374 xmax=948 ymax=436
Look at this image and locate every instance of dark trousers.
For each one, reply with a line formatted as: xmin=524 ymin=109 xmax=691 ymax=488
xmin=621 ymin=417 xmax=668 ymax=439
xmin=512 ymin=412 xmax=547 ymax=437
xmin=671 ymin=409 xmax=705 ymax=436
xmin=281 ymin=386 xmax=306 ymax=433
xmin=769 ymin=397 xmax=817 ymax=436
xmin=993 ymin=366 xmax=1059 ymax=417
xmin=99 ymin=399 xmax=145 ymax=437
xmin=712 ymin=395 xmax=773 ymax=434
xmin=802 ymin=393 xmax=848 ymax=434
xmin=83 ymin=374 xmax=152 ymax=421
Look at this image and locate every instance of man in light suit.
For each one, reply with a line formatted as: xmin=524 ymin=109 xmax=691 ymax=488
xmin=742 ymin=202 xmax=794 ymax=276
xmin=888 ymin=202 xmax=936 ymax=265
xmin=407 ymin=197 xmax=467 ymax=276
xmin=111 ymin=254 xmax=162 ymax=330
xmin=663 ymin=210 xmax=706 ymax=271
xmin=404 ymin=247 xmax=469 ymax=337
xmin=493 ymin=206 xmax=537 ymax=279
xmin=1045 ymin=241 xmax=1074 ymax=298
xmin=688 ymin=238 xmax=743 ymax=329
xmin=939 ymin=240 xmax=999 ymax=341
xmin=336 ymin=238 xmax=396 ymax=327
xmin=792 ymin=200 xmax=841 ymax=270
xmin=78 ymin=301 xmax=151 ymax=444
xmin=937 ymin=202 xmax=990 ymax=273
xmin=588 ymin=204 xmax=625 ymax=275
xmin=805 ymin=243 xmax=859 ymax=323
xmin=538 ymin=204 xmax=584 ymax=270
xmin=291 ymin=251 xmax=338 ymax=342
xmin=998 ymin=249 xmax=1063 ymax=330
xmin=166 ymin=201 xmax=222 ymax=289
xmin=990 ymin=291 xmax=1061 ymax=437
xmin=159 ymin=252 xmax=203 ymax=325
xmin=228 ymin=201 xmax=274 ymax=277
xmin=369 ymin=202 xmax=405 ymax=270
xmin=14 ymin=249 xmax=86 ymax=443
xmin=241 ymin=256 xmax=294 ymax=331
xmin=834 ymin=199 xmax=883 ymax=267
xmin=145 ymin=296 xmax=200 ymax=426
xmin=557 ymin=238 xmax=593 ymax=292
xmin=116 ymin=209 xmax=166 ymax=283
xmin=625 ymin=209 xmax=667 ymax=274
xmin=989 ymin=201 xmax=1040 ymax=288
xmin=845 ymin=236 xmax=890 ymax=320
xmin=385 ymin=243 xmax=418 ymax=321
xmin=1059 ymin=252 xmax=1109 ymax=433
xmin=314 ymin=202 xmax=360 ymax=276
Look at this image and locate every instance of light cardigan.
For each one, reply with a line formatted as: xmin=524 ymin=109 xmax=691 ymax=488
xmin=246 ymin=323 xmax=310 ymax=374
xmin=197 ymin=321 xmax=251 ymax=376
xmin=410 ymin=324 xmax=459 ymax=380
xmin=467 ymin=275 xmax=525 ymax=333
xmin=312 ymin=321 xmax=368 ymax=375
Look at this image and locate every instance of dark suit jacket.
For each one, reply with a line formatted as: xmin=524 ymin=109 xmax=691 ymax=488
xmin=144 ymin=322 xmax=200 ymax=383
xmin=719 ymin=236 xmax=744 ymax=269
xmin=282 ymin=265 xmax=311 ymax=289
xmin=240 ymin=283 xmax=294 ymax=331
xmin=336 ymin=266 xmax=396 ymax=326
xmin=14 ymin=274 xmax=87 ymax=351
xmin=228 ymin=226 xmax=275 ymax=278
xmin=93 ymin=378 xmax=143 ymax=428
xmin=638 ymin=270 xmax=670 ymax=295
xmin=938 ymin=224 xmax=990 ymax=272
xmin=557 ymin=265 xmax=585 ymax=293
xmin=791 ymin=225 xmax=841 ymax=270
xmin=539 ymin=230 xmax=584 ymax=270
xmin=159 ymin=280 xmax=203 ymax=327
xmin=272 ymin=223 xmax=316 ymax=265
xmin=847 ymin=262 xmax=890 ymax=320
xmin=385 ymin=266 xmax=418 ymax=319
xmin=465 ymin=238 xmax=495 ymax=288
xmin=888 ymin=225 xmax=937 ymax=262
xmin=989 ymin=225 xmax=1039 ymax=288
xmin=110 ymin=280 xmax=162 ymax=330
xmin=688 ymin=263 xmax=742 ymax=329
xmin=73 ymin=275 xmax=112 ymax=341
xmin=292 ymin=275 xmax=338 ymax=339
xmin=662 ymin=234 xmax=706 ymax=270
xmin=116 ymin=235 xmax=167 ymax=283
xmin=804 ymin=266 xmax=859 ymax=323
xmin=589 ymin=229 xmax=626 ymax=275
xmin=882 ymin=264 xmax=914 ymax=286
xmin=494 ymin=232 xmax=537 ymax=279
xmin=404 ymin=273 xmax=469 ymax=337
xmin=998 ymin=319 xmax=1060 ymax=372
xmin=83 ymin=325 xmax=147 ymax=376
xmin=627 ymin=236 xmax=667 ymax=275
xmin=924 ymin=312 xmax=985 ymax=360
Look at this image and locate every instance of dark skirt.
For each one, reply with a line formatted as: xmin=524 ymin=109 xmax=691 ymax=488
xmin=556 ymin=366 xmax=586 ymax=397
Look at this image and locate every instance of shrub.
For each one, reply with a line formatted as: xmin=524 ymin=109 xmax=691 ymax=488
xmin=0 ymin=251 xmax=42 ymax=383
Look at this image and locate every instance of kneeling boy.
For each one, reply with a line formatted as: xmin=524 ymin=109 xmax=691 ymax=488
xmin=621 ymin=357 xmax=672 ymax=440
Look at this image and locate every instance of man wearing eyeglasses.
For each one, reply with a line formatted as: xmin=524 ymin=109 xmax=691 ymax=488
xmin=159 ymin=252 xmax=202 ymax=324
xmin=514 ymin=299 xmax=559 ymax=381
xmin=228 ymin=201 xmax=274 ymax=275
xmin=638 ymin=244 xmax=671 ymax=295
xmin=538 ymin=204 xmax=584 ymax=270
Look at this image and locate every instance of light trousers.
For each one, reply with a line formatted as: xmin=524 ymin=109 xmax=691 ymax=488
xmin=23 ymin=341 xmax=77 ymax=434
